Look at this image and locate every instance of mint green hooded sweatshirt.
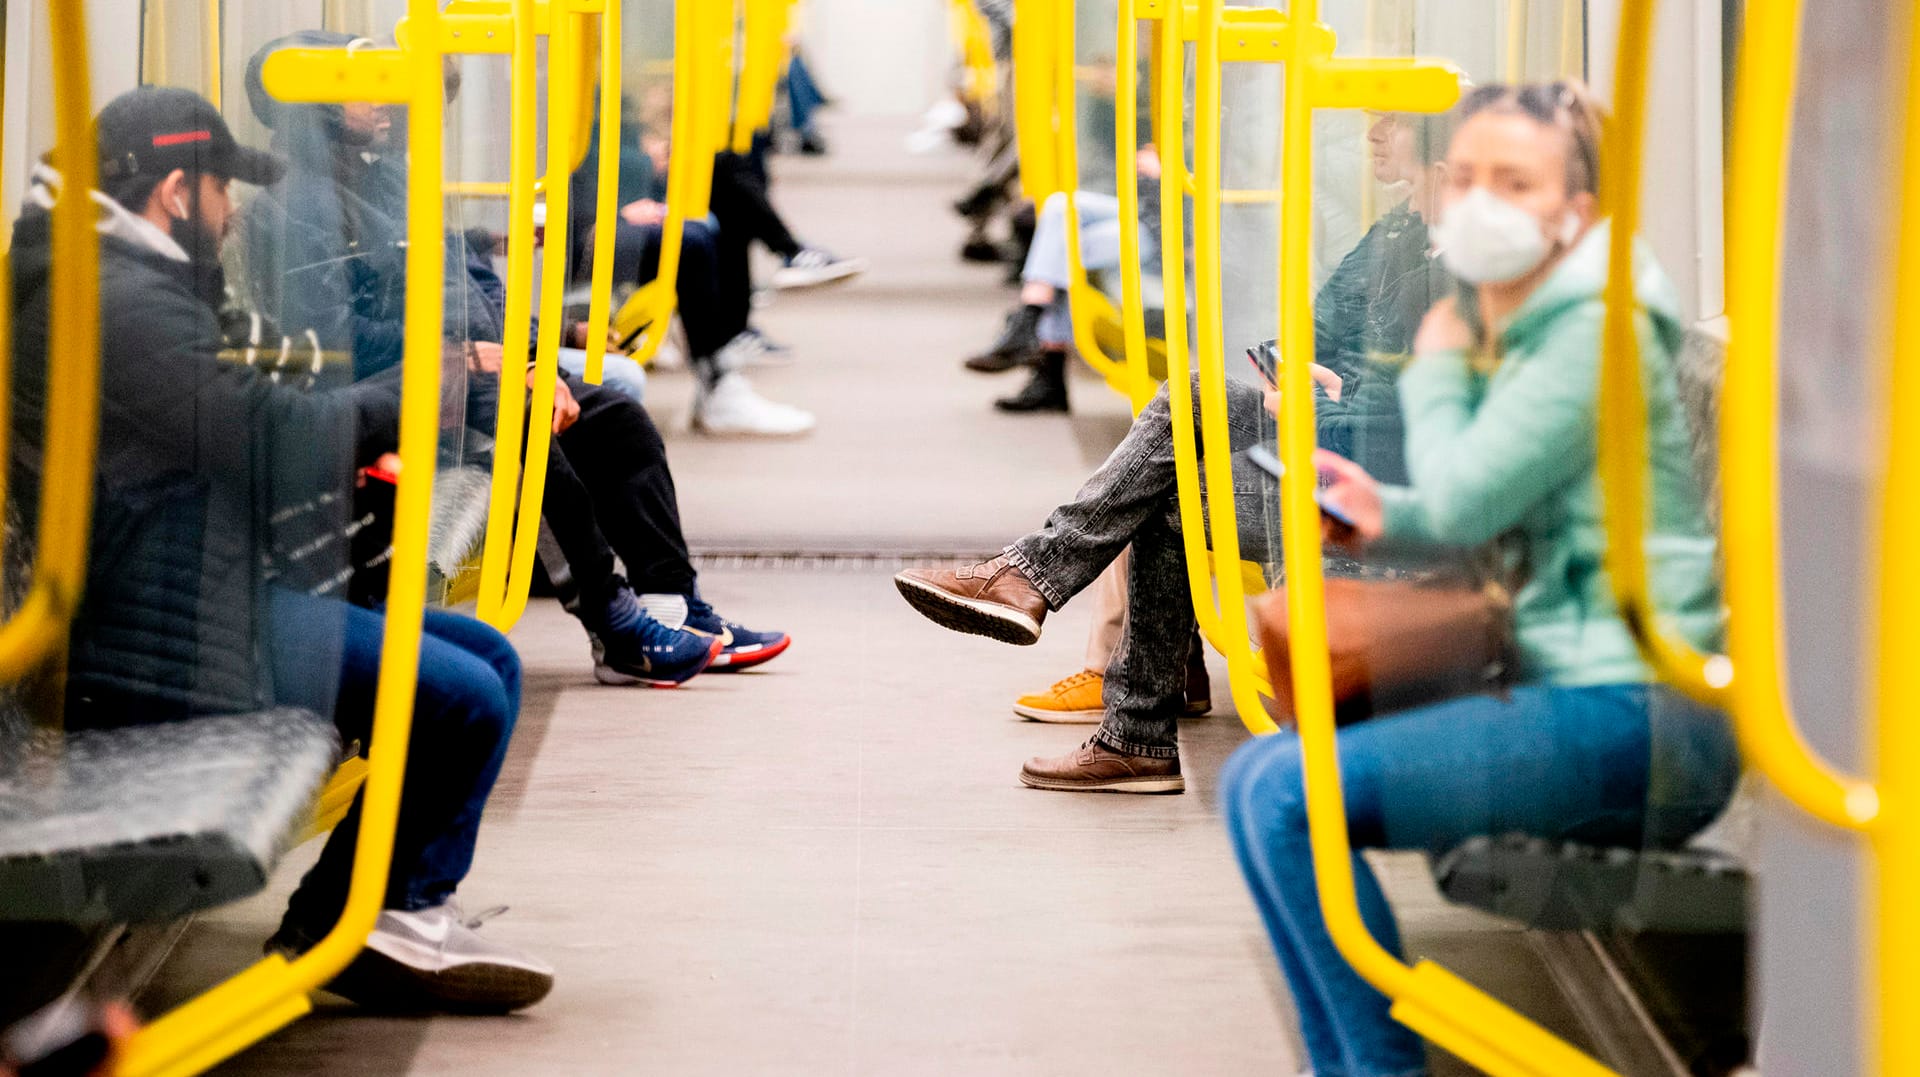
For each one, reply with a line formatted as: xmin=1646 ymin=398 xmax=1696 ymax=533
xmin=1378 ymin=222 xmax=1723 ymax=687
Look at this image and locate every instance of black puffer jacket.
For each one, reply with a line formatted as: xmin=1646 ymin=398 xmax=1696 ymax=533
xmin=8 ymin=206 xmax=401 ymax=725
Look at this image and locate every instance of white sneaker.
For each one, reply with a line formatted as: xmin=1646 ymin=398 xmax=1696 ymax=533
xmin=327 ymin=902 xmax=554 ymax=1013
xmin=714 ymin=330 xmax=770 ymax=373
xmin=771 ymin=247 xmax=867 ymax=291
xmin=714 ymin=328 xmax=794 ymax=370
xmin=692 ymin=372 xmax=816 ymax=437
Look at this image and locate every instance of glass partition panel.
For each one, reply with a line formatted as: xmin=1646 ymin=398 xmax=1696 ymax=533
xmin=1238 ymin=2 xmax=1751 ymax=1071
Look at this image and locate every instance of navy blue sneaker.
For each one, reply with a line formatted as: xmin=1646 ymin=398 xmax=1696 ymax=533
xmin=586 ymin=587 xmax=720 ymax=687
xmin=684 ymin=598 xmax=792 ymax=672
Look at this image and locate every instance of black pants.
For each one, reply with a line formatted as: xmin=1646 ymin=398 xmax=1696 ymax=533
xmin=709 ymin=150 xmax=802 ymax=333
xmin=604 ymin=219 xmax=744 ymax=359
xmin=537 ymin=373 xmax=698 ymax=606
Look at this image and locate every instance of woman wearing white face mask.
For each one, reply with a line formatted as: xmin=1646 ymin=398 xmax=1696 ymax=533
xmin=1220 ymin=82 xmax=1735 ymax=1076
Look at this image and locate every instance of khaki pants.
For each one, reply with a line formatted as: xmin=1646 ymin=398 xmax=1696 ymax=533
xmin=1084 ymin=547 xmax=1129 ymax=673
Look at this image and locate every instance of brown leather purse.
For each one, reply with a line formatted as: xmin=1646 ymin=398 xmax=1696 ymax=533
xmin=1255 ymin=576 xmax=1519 ymax=727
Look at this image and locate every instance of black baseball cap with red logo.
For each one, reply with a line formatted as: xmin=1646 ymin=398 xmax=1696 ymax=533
xmin=94 ymin=86 xmax=286 ymax=189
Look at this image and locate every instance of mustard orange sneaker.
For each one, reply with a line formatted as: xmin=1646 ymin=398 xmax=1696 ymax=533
xmin=1012 ymin=670 xmax=1105 ymax=724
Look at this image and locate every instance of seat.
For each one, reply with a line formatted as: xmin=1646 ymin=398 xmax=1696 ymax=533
xmin=0 ymin=706 xmax=339 ymax=925
xmin=1429 ymin=326 xmax=1746 ymax=937
xmin=1433 ymin=833 xmax=1749 ymax=934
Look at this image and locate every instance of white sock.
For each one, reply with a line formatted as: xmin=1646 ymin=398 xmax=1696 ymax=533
xmin=638 ymin=592 xmax=690 ymax=630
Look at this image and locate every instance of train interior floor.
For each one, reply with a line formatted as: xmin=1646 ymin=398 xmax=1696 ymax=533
xmin=140 ymin=115 xmax=1598 ymax=1075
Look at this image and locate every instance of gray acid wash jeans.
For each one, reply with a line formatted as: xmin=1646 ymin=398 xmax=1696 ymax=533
xmin=1006 ymin=375 xmax=1274 ymax=758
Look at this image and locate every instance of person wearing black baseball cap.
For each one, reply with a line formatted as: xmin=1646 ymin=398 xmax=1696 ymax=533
xmin=8 ymin=85 xmax=554 ymax=1014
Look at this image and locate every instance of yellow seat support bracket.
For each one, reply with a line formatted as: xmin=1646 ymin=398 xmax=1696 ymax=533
xmin=118 ymin=8 xmax=449 ymax=1073
xmin=0 ymin=0 xmax=102 ymax=691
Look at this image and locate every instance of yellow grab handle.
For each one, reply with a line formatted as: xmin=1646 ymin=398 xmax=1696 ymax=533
xmin=491 ymin=0 xmax=580 ymax=632
xmin=1873 ymin=7 xmax=1920 ymax=1068
xmin=1595 ymin=0 xmax=1736 ymax=709
xmin=1011 ymin=0 xmax=1060 ymax=201
xmin=1721 ymin=0 xmax=1880 ymax=830
xmin=611 ymin=0 xmax=723 ymax=362
xmin=580 ymin=0 xmax=623 ymax=385
xmin=1188 ymin=3 xmax=1278 ymax=734
xmin=121 ymin=14 xmax=448 ymax=1071
xmin=1054 ymin=0 xmax=1127 ymax=397
xmin=0 ymin=0 xmax=102 ymax=690
xmin=476 ymin=0 xmax=543 ymax=631
xmin=1112 ymin=0 xmax=1154 ymax=412
xmin=1151 ymin=0 xmax=1273 ymax=696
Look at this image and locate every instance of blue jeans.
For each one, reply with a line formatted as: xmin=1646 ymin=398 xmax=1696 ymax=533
xmin=271 ymin=591 xmax=521 ymax=944
xmin=1218 ymin=684 xmax=1740 ymax=1077
xmin=557 ymin=346 xmax=647 ymax=404
xmin=786 ymin=52 xmax=825 ymax=134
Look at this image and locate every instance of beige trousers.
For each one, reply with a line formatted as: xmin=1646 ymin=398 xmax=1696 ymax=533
xmin=1084 ymin=547 xmax=1129 ymax=673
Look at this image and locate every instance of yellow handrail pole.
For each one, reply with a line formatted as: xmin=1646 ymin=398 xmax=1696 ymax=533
xmin=1248 ymin=0 xmax=1615 ymax=1067
xmin=0 ymin=0 xmax=101 ymax=687
xmin=1152 ymin=0 xmax=1268 ymax=684
xmin=580 ymin=0 xmax=622 ymax=385
xmin=611 ymin=0 xmax=721 ymax=362
xmin=1056 ymin=3 xmax=1127 ymax=392
xmin=1595 ymin=0 xmax=1735 ymax=708
xmin=1012 ymin=0 xmax=1059 ymax=200
xmin=1188 ymin=3 xmax=1275 ymax=733
xmin=119 ymin=14 xmax=447 ymax=1071
xmin=1721 ymin=0 xmax=1879 ymax=830
xmin=203 ymin=0 xmax=223 ymax=109
xmin=474 ymin=0 xmax=541 ymax=629
xmin=1872 ymin=8 xmax=1920 ymax=1068
xmin=731 ymin=0 xmax=787 ymax=153
xmin=1113 ymin=0 xmax=1154 ymax=411
xmin=493 ymin=0 xmax=579 ymax=631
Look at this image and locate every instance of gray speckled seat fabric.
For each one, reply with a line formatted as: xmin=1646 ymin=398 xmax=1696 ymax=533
xmin=0 ymin=708 xmax=338 ymax=924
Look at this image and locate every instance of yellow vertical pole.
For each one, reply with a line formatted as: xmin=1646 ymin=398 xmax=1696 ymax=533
xmin=1189 ymin=0 xmax=1277 ymax=733
xmin=1871 ymin=7 xmax=1920 ymax=1070
xmin=476 ymin=0 xmax=540 ymax=629
xmin=119 ymin=8 xmax=448 ymax=1067
xmin=495 ymin=0 xmax=577 ymax=630
xmin=581 ymin=0 xmax=622 ymax=385
xmin=203 ymin=0 xmax=222 ymax=109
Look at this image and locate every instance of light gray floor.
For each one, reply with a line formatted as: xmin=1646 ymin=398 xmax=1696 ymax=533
xmin=152 ymin=115 xmax=1589 ymax=1075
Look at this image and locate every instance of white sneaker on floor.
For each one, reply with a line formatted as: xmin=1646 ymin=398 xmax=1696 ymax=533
xmin=714 ymin=330 xmax=769 ymax=373
xmin=326 ymin=902 xmax=554 ymax=1014
xmin=771 ymin=246 xmax=868 ymax=290
xmin=692 ymin=372 xmax=816 ymax=437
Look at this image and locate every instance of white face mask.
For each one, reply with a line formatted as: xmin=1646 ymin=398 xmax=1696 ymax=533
xmin=1431 ymin=186 xmax=1581 ymax=284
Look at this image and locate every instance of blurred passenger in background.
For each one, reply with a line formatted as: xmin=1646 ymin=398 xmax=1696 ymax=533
xmin=241 ymin=33 xmax=789 ymax=683
xmin=923 ymin=111 xmax=1459 ymax=748
xmin=10 ymin=86 xmax=553 ymax=1013
xmin=1222 ymin=82 xmax=1735 ymax=1076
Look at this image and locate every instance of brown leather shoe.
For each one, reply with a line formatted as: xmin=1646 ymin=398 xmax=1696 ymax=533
xmin=1019 ymin=740 xmax=1185 ymax=794
xmin=894 ymin=555 xmax=1048 ymax=645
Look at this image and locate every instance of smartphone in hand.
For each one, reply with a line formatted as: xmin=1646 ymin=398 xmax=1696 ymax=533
xmin=1245 ymin=444 xmax=1359 ymax=529
xmin=1246 ymin=342 xmax=1279 ymax=388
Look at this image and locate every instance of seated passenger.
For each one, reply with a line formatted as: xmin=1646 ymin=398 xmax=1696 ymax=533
xmin=239 ymin=33 xmax=790 ymax=681
xmin=964 ymin=166 xmax=1151 ymax=414
xmin=895 ymin=109 xmax=1458 ymax=781
xmin=9 ymin=87 xmax=553 ymax=1011
xmin=576 ymin=88 xmax=825 ymax=437
xmin=1220 ymin=82 xmax=1736 ymax=1075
